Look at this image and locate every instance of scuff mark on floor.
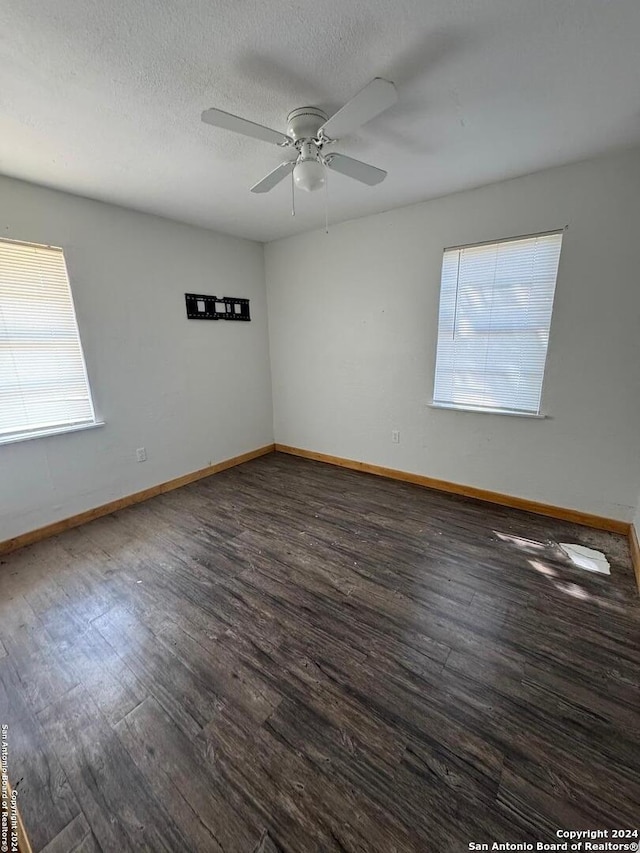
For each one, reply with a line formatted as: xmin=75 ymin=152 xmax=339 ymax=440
xmin=253 ymin=830 xmax=283 ymax=853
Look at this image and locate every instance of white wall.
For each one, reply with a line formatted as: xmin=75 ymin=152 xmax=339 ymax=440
xmin=266 ymin=148 xmax=640 ymax=521
xmin=0 ymin=176 xmax=273 ymax=542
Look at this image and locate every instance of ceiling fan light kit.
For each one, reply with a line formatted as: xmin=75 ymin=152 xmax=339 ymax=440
xmin=292 ymin=129 xmax=327 ymax=193
xmin=293 ymin=157 xmax=326 ymax=193
xmin=201 ymin=77 xmax=397 ymax=204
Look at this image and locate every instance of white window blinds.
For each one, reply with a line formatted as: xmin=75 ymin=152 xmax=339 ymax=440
xmin=0 ymin=239 xmax=96 ymax=442
xmin=433 ymin=231 xmax=563 ymax=416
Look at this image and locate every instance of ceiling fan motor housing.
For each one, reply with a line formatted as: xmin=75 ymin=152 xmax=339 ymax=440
xmin=286 ymin=107 xmax=328 ymax=142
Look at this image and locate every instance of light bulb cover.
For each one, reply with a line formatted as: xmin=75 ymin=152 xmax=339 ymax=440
xmin=293 ymin=159 xmax=326 ymax=192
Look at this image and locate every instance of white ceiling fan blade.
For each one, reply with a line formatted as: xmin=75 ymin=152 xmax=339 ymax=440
xmin=250 ymin=161 xmax=295 ymax=193
xmin=201 ymin=108 xmax=292 ymax=146
xmin=319 ymin=78 xmax=397 ymax=140
xmin=324 ymin=153 xmax=387 ymax=186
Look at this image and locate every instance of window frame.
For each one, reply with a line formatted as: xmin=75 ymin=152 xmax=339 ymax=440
xmin=431 ymin=229 xmax=563 ymax=418
xmin=0 ymin=237 xmax=102 ymax=446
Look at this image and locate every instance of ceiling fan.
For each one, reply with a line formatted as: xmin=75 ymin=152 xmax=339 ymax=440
xmin=201 ymin=78 xmax=397 ymax=194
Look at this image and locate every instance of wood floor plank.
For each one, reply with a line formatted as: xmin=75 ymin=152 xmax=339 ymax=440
xmin=153 ymin=617 xmax=282 ymax=725
xmin=23 ymin=572 xmax=90 ymax=645
xmin=0 ymin=594 xmax=79 ymax=713
xmin=39 ymin=814 xmax=97 ymax=853
xmin=0 ymin=656 xmax=80 ymax=852
xmin=37 ymin=685 xmax=192 ymax=852
xmin=198 ymin=704 xmax=424 ymax=852
xmin=116 ymin=695 xmax=262 ymax=852
xmin=91 ymin=605 xmax=222 ymax=738
xmin=54 ymin=625 xmax=148 ymax=726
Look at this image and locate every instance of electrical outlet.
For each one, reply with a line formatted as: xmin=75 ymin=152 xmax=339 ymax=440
xmin=391 ymin=430 xmax=400 ymax=444
xmin=136 ymin=447 xmax=147 ymax=462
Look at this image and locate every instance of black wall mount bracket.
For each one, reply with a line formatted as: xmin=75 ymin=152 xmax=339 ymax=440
xmin=185 ymin=293 xmax=251 ymax=321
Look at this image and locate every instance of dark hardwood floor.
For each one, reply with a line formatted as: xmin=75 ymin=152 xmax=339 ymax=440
xmin=1 ymin=452 xmax=639 ymax=852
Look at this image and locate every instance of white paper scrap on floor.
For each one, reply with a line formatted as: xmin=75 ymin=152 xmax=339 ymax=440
xmin=560 ymin=543 xmax=611 ymax=575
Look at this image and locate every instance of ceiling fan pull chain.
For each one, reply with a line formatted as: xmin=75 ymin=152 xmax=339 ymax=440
xmin=291 ymin=169 xmax=296 ymax=217
xmin=324 ymin=170 xmax=329 ymax=234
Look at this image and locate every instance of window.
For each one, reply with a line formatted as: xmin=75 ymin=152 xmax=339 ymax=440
xmin=433 ymin=231 xmax=563 ymax=416
xmin=0 ymin=239 xmax=97 ymax=443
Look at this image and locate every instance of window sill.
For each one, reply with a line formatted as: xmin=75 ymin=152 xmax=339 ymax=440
xmin=428 ymin=402 xmax=547 ymax=419
xmin=0 ymin=420 xmax=106 ymax=447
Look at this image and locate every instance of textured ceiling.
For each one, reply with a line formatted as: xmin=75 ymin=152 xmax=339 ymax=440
xmin=1 ymin=0 xmax=639 ymax=242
